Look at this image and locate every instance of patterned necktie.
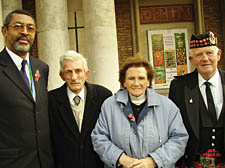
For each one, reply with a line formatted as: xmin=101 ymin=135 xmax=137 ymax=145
xmin=74 ymin=96 xmax=81 ymax=106
xmin=20 ymin=59 xmax=30 ymax=88
xmin=204 ymin=82 xmax=217 ymax=125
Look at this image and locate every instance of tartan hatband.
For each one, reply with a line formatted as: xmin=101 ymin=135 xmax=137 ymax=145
xmin=190 ymin=32 xmax=217 ymax=49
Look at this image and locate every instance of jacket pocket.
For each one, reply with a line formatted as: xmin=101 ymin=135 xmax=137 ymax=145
xmin=0 ymin=148 xmax=19 ymax=158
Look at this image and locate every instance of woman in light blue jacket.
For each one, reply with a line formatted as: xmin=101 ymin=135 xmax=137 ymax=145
xmin=91 ymin=57 xmax=188 ymax=168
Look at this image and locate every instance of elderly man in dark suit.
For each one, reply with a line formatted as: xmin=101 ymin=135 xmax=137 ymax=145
xmin=48 ymin=50 xmax=112 ymax=168
xmin=169 ymin=32 xmax=225 ymax=167
xmin=0 ymin=9 xmax=55 ymax=168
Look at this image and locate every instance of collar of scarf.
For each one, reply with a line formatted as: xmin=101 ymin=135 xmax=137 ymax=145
xmin=129 ymin=93 xmax=146 ymax=105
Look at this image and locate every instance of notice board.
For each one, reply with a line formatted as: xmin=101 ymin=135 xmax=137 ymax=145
xmin=148 ymin=29 xmax=190 ymax=89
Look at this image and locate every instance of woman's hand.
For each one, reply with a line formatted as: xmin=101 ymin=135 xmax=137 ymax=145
xmin=118 ymin=153 xmax=138 ymax=168
xmin=119 ymin=154 xmax=157 ymax=168
xmin=128 ymin=157 xmax=157 ymax=168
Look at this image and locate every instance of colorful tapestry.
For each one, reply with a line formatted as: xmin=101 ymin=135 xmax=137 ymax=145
xmin=148 ymin=29 xmax=189 ymax=88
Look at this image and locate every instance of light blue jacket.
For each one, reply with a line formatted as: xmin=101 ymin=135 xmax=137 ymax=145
xmin=91 ymin=88 xmax=188 ymax=168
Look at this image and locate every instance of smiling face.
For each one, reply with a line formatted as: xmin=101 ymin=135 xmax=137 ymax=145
xmin=124 ymin=66 xmax=150 ymax=97
xmin=189 ymin=46 xmax=221 ymax=80
xmin=2 ymin=13 xmax=36 ymax=58
xmin=60 ymin=59 xmax=90 ymax=94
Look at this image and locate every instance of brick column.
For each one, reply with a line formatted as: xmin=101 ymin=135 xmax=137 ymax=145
xmin=2 ymin=0 xmax=22 ymax=20
xmin=0 ymin=0 xmax=4 ymax=50
xmin=0 ymin=0 xmax=22 ymax=50
xmin=83 ymin=0 xmax=120 ymax=92
xmin=35 ymin=0 xmax=70 ymax=90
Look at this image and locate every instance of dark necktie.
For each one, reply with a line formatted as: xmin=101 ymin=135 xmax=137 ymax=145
xmin=20 ymin=59 xmax=30 ymax=88
xmin=74 ymin=96 xmax=81 ymax=106
xmin=204 ymin=82 xmax=217 ymax=125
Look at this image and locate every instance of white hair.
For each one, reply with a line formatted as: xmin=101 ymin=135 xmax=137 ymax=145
xmin=59 ymin=50 xmax=88 ymax=73
xmin=189 ymin=46 xmax=220 ymax=56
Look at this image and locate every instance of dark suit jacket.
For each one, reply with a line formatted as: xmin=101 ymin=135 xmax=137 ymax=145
xmin=48 ymin=82 xmax=112 ymax=168
xmin=169 ymin=69 xmax=225 ymax=166
xmin=0 ymin=48 xmax=55 ymax=168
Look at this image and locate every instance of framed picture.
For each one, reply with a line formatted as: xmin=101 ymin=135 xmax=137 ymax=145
xmin=148 ymin=29 xmax=190 ymax=89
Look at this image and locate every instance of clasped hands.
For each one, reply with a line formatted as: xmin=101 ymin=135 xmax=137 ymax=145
xmin=118 ymin=153 xmax=157 ymax=168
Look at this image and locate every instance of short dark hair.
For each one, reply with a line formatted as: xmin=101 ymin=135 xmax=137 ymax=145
xmin=3 ymin=9 xmax=35 ymax=27
xmin=119 ymin=56 xmax=155 ymax=87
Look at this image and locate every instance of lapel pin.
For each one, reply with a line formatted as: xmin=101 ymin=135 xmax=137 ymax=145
xmin=34 ymin=69 xmax=41 ymax=82
xmin=189 ymin=98 xmax=193 ymax=104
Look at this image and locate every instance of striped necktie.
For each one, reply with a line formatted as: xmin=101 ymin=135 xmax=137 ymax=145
xmin=20 ymin=59 xmax=30 ymax=88
xmin=74 ymin=95 xmax=81 ymax=106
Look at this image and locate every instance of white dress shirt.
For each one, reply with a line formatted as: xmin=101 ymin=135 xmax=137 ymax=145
xmin=6 ymin=47 xmax=36 ymax=100
xmin=198 ymin=70 xmax=223 ymax=119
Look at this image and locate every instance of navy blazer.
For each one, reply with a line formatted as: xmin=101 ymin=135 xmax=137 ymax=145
xmin=0 ymin=48 xmax=55 ymax=168
xmin=48 ymin=82 xmax=112 ymax=168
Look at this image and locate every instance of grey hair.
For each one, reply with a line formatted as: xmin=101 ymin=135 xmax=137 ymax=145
xmin=59 ymin=50 xmax=88 ymax=73
xmin=189 ymin=46 xmax=220 ymax=56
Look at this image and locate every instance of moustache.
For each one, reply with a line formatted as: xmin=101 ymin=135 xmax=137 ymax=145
xmin=16 ymin=35 xmax=30 ymax=43
xmin=70 ymin=80 xmax=81 ymax=84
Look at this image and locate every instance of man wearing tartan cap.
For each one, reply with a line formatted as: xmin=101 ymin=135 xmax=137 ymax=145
xmin=169 ymin=32 xmax=225 ymax=167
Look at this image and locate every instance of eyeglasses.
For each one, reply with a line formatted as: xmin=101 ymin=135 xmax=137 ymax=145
xmin=8 ymin=23 xmax=36 ymax=33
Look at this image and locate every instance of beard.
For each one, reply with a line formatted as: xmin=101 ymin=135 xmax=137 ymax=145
xmin=12 ymin=41 xmax=31 ymax=53
xmin=12 ymin=35 xmax=32 ymax=53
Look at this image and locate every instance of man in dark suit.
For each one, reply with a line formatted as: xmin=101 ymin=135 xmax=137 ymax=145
xmin=48 ymin=50 xmax=112 ymax=168
xmin=0 ymin=10 xmax=54 ymax=168
xmin=169 ymin=32 xmax=225 ymax=167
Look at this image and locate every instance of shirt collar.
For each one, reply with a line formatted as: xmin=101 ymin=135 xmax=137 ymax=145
xmin=6 ymin=47 xmax=30 ymax=70
xmin=67 ymin=86 xmax=85 ymax=103
xmin=198 ymin=69 xmax=220 ymax=87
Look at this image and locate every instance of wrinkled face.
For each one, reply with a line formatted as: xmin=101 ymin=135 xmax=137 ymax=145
xmin=60 ymin=59 xmax=90 ymax=94
xmin=2 ymin=13 xmax=36 ymax=58
xmin=124 ymin=67 xmax=150 ymax=97
xmin=189 ymin=46 xmax=221 ymax=80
